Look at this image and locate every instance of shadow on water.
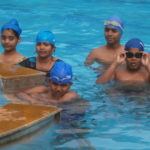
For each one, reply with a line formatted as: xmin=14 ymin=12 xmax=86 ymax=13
xmin=50 ymin=82 xmax=150 ymax=149
xmin=0 ymin=120 xmax=57 ymax=149
xmin=50 ymin=99 xmax=96 ymax=149
xmin=96 ymin=81 xmax=150 ymax=123
xmin=104 ymin=81 xmax=150 ymax=103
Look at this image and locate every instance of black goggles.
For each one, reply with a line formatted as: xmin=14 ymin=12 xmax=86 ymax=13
xmin=126 ymin=52 xmax=143 ymax=58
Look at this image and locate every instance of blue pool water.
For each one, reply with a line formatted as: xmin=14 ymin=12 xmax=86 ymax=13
xmin=0 ymin=0 xmax=150 ymax=149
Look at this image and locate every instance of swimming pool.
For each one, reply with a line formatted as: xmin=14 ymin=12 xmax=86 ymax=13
xmin=0 ymin=0 xmax=150 ymax=149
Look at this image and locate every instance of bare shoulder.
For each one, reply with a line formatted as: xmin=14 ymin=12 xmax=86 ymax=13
xmin=61 ymin=91 xmax=79 ymax=102
xmin=91 ymin=46 xmax=106 ymax=55
xmin=87 ymin=46 xmax=106 ymax=59
xmin=85 ymin=46 xmax=106 ymax=65
xmin=22 ymin=85 xmax=48 ymax=94
xmin=0 ymin=53 xmax=3 ymax=59
xmin=53 ymin=57 xmax=59 ymax=61
xmin=69 ymin=91 xmax=79 ymax=98
xmin=66 ymin=91 xmax=78 ymax=99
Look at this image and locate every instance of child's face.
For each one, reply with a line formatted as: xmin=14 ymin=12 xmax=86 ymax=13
xmin=36 ymin=42 xmax=55 ymax=58
xmin=1 ymin=29 xmax=20 ymax=52
xmin=126 ymin=48 xmax=142 ymax=71
xmin=49 ymin=80 xmax=71 ymax=98
xmin=104 ymin=27 xmax=121 ymax=44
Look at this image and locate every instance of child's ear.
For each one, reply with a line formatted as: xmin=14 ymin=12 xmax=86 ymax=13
xmin=49 ymin=80 xmax=52 ymax=84
xmin=18 ymin=37 xmax=21 ymax=43
xmin=69 ymin=83 xmax=72 ymax=87
xmin=52 ymin=46 xmax=56 ymax=52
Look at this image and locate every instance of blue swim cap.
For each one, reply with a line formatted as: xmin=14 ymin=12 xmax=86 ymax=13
xmin=125 ymin=38 xmax=144 ymax=51
xmin=50 ymin=61 xmax=73 ymax=84
xmin=36 ymin=30 xmax=55 ymax=46
xmin=104 ymin=16 xmax=124 ymax=35
xmin=1 ymin=19 xmax=22 ymax=36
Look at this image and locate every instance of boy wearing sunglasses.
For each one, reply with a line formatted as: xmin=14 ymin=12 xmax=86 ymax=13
xmin=85 ymin=16 xmax=124 ymax=70
xmin=96 ymin=38 xmax=150 ymax=83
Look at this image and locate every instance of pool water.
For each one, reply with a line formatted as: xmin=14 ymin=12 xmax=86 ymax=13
xmin=0 ymin=0 xmax=150 ymax=149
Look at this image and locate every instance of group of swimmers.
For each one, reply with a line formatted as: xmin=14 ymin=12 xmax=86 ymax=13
xmin=0 ymin=16 xmax=150 ymax=105
xmin=85 ymin=16 xmax=150 ymax=84
xmin=0 ymin=19 xmax=78 ymax=105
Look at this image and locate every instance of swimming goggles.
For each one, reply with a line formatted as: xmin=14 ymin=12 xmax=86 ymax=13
xmin=104 ymin=21 xmax=124 ymax=32
xmin=126 ymin=52 xmax=143 ymax=58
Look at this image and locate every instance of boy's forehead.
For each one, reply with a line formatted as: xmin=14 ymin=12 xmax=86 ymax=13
xmin=105 ymin=26 xmax=117 ymax=30
xmin=128 ymin=48 xmax=141 ymax=52
xmin=50 ymin=80 xmax=70 ymax=86
xmin=104 ymin=26 xmax=119 ymax=32
xmin=2 ymin=29 xmax=15 ymax=35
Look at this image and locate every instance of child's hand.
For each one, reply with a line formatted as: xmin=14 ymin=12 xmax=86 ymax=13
xmin=141 ymin=52 xmax=150 ymax=68
xmin=115 ymin=52 xmax=126 ymax=65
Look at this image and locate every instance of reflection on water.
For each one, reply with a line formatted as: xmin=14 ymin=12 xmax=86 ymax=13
xmin=58 ymin=99 xmax=89 ymax=124
xmin=63 ymin=82 xmax=150 ymax=149
xmin=104 ymin=81 xmax=150 ymax=104
xmin=49 ymin=99 xmax=93 ymax=149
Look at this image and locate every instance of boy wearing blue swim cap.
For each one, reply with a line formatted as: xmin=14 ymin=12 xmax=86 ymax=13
xmin=0 ymin=19 xmax=26 ymax=64
xmin=19 ymin=30 xmax=62 ymax=78
xmin=85 ymin=16 xmax=124 ymax=70
xmin=16 ymin=62 xmax=78 ymax=105
xmin=97 ymin=38 xmax=150 ymax=84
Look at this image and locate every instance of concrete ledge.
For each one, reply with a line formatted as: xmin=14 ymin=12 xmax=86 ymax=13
xmin=0 ymin=63 xmax=46 ymax=93
xmin=0 ymin=103 xmax=62 ymax=144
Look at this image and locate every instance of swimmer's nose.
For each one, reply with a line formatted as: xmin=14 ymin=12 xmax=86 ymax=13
xmin=4 ymin=38 xmax=10 ymax=44
xmin=55 ymin=85 xmax=61 ymax=92
xmin=39 ymin=43 xmax=45 ymax=50
xmin=107 ymin=30 xmax=113 ymax=36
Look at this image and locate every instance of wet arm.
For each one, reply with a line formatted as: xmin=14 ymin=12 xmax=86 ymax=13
xmin=142 ymin=52 xmax=150 ymax=73
xmin=96 ymin=62 xmax=118 ymax=84
xmin=16 ymin=86 xmax=47 ymax=105
xmin=49 ymin=92 xmax=79 ymax=104
xmin=84 ymin=51 xmax=104 ymax=70
xmin=84 ymin=51 xmax=96 ymax=66
xmin=60 ymin=92 xmax=79 ymax=103
xmin=16 ymin=92 xmax=40 ymax=104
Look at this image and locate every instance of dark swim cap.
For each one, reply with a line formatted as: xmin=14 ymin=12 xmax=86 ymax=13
xmin=50 ymin=61 xmax=73 ymax=84
xmin=125 ymin=38 xmax=144 ymax=51
xmin=1 ymin=19 xmax=22 ymax=36
xmin=36 ymin=30 xmax=55 ymax=46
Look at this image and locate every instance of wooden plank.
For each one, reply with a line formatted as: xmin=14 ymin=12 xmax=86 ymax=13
xmin=0 ymin=104 xmax=62 ymax=144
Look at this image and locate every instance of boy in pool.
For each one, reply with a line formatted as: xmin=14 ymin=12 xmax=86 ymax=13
xmin=15 ymin=61 xmax=78 ymax=105
xmin=84 ymin=16 xmax=124 ymax=69
xmin=96 ymin=38 xmax=150 ymax=84
xmin=0 ymin=19 xmax=26 ymax=64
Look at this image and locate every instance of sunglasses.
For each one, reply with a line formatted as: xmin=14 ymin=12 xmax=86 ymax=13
xmin=126 ymin=52 xmax=143 ymax=58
